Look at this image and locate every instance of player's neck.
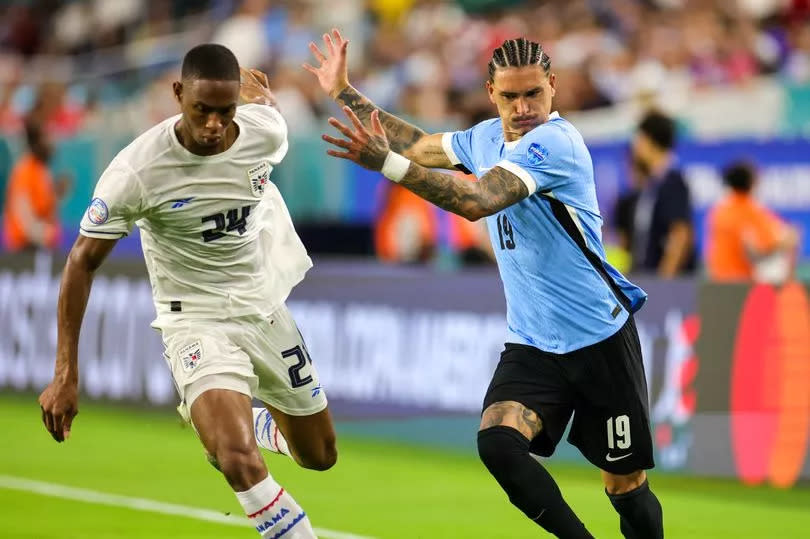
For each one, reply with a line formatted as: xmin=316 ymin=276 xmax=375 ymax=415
xmin=174 ymin=120 xmax=239 ymax=156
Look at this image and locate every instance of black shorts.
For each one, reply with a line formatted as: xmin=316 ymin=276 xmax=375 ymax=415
xmin=482 ymin=317 xmax=654 ymax=474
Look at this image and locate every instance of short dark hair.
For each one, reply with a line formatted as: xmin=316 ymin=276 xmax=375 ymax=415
xmin=723 ymin=161 xmax=756 ymax=193
xmin=638 ymin=110 xmax=676 ymax=150
xmin=488 ymin=38 xmax=551 ymax=82
xmin=181 ymin=44 xmax=240 ymax=81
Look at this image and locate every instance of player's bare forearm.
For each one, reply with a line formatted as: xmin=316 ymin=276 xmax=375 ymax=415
xmin=307 ymin=30 xmax=452 ymax=167
xmin=335 ymin=86 xmax=451 ymax=167
xmin=399 ymin=163 xmax=528 ymax=221
xmin=323 ymin=107 xmax=527 ymax=218
xmin=335 ymin=86 xmax=423 ymax=153
xmin=54 ymin=237 xmax=117 ymax=381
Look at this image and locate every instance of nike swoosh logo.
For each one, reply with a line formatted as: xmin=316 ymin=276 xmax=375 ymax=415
xmin=605 ymin=452 xmax=633 ymax=462
xmin=478 ymin=166 xmax=492 ymax=172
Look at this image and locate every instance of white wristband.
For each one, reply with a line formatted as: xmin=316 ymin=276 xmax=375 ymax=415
xmin=381 ymin=151 xmax=411 ymax=183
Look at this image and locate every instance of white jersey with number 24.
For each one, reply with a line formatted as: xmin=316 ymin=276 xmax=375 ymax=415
xmin=79 ymin=104 xmax=312 ymax=325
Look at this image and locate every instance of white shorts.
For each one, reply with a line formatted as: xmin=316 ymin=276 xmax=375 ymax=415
xmin=159 ymin=303 xmax=327 ymax=420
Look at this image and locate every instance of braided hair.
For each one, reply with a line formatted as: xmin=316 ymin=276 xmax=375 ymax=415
xmin=487 ymin=38 xmax=551 ymax=82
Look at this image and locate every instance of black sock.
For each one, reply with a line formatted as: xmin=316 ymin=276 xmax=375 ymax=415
xmin=607 ymin=479 xmax=664 ymax=539
xmin=478 ymin=426 xmax=593 ymax=539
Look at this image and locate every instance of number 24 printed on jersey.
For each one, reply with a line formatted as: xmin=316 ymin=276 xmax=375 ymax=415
xmin=200 ymin=205 xmax=252 ymax=242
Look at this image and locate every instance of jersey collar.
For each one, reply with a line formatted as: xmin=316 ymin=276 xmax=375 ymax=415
xmin=503 ymin=111 xmax=560 ymax=150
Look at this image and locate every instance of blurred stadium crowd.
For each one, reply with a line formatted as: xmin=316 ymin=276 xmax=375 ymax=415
xmin=1 ymin=0 xmax=809 ymax=276
xmin=2 ymin=0 xmax=810 ymax=135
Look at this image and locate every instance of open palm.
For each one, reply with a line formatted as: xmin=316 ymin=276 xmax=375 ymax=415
xmin=303 ymin=28 xmax=350 ymax=99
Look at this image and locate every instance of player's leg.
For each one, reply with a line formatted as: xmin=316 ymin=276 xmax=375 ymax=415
xmin=246 ymin=304 xmax=337 ymax=470
xmin=161 ymin=323 xmax=316 ymax=538
xmin=477 ymin=344 xmax=593 ymax=538
xmin=253 ymin=406 xmax=292 ymax=458
xmin=252 ymin=404 xmax=337 ymax=470
xmin=566 ymin=317 xmax=663 ymax=539
xmin=259 ymin=403 xmax=337 ymax=470
xmin=602 ymin=469 xmax=663 ymax=539
xmin=190 ymin=385 xmax=317 ymax=538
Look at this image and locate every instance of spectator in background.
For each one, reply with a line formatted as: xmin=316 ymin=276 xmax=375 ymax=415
xmin=374 ymin=183 xmax=437 ymax=264
xmin=706 ymin=161 xmax=799 ymax=283
xmin=615 ymin=110 xmax=695 ymax=277
xmin=2 ymin=119 xmax=67 ymax=252
xmin=212 ymin=0 xmax=270 ymax=70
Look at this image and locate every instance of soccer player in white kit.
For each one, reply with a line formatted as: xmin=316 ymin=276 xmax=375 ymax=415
xmin=38 ymin=44 xmax=333 ymax=538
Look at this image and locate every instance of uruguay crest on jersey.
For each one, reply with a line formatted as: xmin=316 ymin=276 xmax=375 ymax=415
xmin=248 ymin=161 xmax=270 ymax=196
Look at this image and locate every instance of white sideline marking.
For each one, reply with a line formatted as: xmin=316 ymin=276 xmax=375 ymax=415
xmin=0 ymin=474 xmax=376 ymax=539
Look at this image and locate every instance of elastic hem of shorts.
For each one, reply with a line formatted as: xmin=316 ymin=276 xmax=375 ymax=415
xmin=256 ymin=394 xmax=329 ymax=417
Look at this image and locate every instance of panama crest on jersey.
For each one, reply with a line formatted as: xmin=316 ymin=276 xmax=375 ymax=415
xmin=178 ymin=341 xmax=203 ymax=372
xmin=247 ymin=161 xmax=271 ymax=197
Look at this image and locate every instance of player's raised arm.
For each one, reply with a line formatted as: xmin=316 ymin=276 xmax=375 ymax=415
xmin=38 ymin=235 xmax=118 ymax=442
xmin=323 ymin=107 xmax=529 ymax=221
xmin=239 ymin=67 xmax=278 ymax=108
xmin=304 ymin=29 xmax=455 ymax=170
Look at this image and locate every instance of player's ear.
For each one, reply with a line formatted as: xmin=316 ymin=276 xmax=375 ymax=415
xmin=548 ymin=73 xmax=556 ymax=97
xmin=172 ymin=81 xmax=183 ymax=104
xmin=485 ymin=80 xmax=496 ymax=104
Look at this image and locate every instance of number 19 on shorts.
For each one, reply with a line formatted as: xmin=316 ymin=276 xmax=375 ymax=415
xmin=606 ymin=415 xmax=631 ymax=450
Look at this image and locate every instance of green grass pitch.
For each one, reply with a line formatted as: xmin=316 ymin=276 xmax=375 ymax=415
xmin=1 ymin=393 xmax=808 ymax=538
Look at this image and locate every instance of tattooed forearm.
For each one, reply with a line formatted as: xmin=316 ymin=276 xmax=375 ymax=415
xmin=399 ymin=163 xmax=529 ymax=220
xmin=335 ymin=86 xmax=426 ymax=153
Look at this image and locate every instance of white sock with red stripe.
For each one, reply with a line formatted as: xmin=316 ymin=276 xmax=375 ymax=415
xmin=253 ymin=407 xmax=292 ymax=458
xmin=235 ymin=475 xmax=316 ymax=539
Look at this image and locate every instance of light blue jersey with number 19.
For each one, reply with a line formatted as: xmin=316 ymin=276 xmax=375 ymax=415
xmin=442 ymin=113 xmax=647 ymax=353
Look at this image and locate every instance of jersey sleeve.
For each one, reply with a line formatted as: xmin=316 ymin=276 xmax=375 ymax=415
xmin=79 ymin=161 xmax=144 ymax=239
xmin=238 ymin=103 xmax=289 ymax=164
xmin=441 ymin=125 xmax=483 ymax=175
xmin=494 ymin=126 xmax=572 ymax=195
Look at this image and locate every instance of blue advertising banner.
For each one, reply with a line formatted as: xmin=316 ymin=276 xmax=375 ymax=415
xmin=589 ymin=138 xmax=810 ymax=258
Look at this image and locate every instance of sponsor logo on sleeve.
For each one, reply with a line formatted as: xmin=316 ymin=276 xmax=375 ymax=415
xmin=178 ymin=341 xmax=203 ymax=372
xmin=87 ymin=198 xmax=109 ymax=224
xmin=247 ymin=161 xmax=271 ymax=196
xmin=527 ymin=143 xmax=549 ymax=166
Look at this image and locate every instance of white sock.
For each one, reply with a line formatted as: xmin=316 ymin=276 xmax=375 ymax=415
xmin=253 ymin=407 xmax=292 ymax=458
xmin=235 ymin=475 xmax=316 ymax=539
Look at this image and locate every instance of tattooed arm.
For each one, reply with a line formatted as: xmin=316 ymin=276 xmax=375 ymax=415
xmin=398 ymin=159 xmax=528 ymax=221
xmin=334 ymin=86 xmax=452 ymax=167
xmin=323 ymin=107 xmax=529 ymax=221
xmin=304 ymin=29 xmax=455 ymax=169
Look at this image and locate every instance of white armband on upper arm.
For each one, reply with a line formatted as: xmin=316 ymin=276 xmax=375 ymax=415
xmin=441 ymin=132 xmax=462 ymax=166
xmin=494 ymin=160 xmax=537 ymax=194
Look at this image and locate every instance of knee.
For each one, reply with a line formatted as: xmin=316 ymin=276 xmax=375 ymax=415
xmin=603 ymin=470 xmax=646 ymax=495
xmin=297 ymin=436 xmax=338 ymax=471
xmin=477 ymin=426 xmax=529 ymax=472
xmin=215 ymin=445 xmax=267 ymax=491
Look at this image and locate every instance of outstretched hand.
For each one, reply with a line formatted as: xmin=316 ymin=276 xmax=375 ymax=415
xmin=303 ymin=28 xmax=350 ymax=99
xmin=323 ymin=107 xmax=390 ymax=171
xmin=239 ymin=67 xmax=276 ymax=107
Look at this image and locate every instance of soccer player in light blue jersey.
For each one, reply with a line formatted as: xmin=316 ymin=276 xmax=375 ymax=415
xmin=307 ymin=30 xmax=664 ymax=538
